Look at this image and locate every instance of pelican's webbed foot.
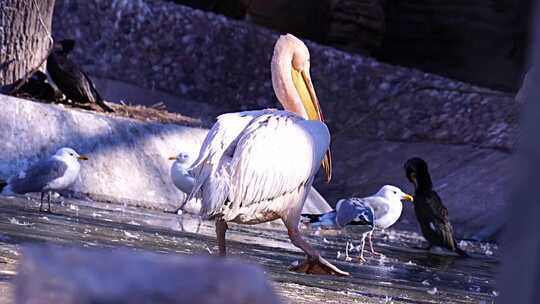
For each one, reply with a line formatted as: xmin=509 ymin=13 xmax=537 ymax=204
xmin=289 ymin=255 xmax=350 ymax=276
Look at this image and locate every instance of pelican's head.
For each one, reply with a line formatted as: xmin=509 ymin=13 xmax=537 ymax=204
xmin=271 ymin=34 xmax=332 ymax=182
xmin=55 ymin=147 xmax=88 ymax=161
xmin=375 ymin=185 xmax=414 ymax=203
xmin=168 ymin=152 xmax=190 ymax=164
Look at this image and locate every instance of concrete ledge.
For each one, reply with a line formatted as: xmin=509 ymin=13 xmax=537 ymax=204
xmin=15 ymin=245 xmax=281 ymax=304
xmin=0 ymin=94 xmax=206 ymax=211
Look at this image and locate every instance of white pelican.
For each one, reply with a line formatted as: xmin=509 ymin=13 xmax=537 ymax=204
xmin=180 ymin=34 xmax=347 ymax=275
xmin=0 ymin=147 xmax=88 ymax=213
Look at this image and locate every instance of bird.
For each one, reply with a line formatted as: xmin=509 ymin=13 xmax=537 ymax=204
xmin=404 ymin=157 xmax=468 ymax=257
xmin=14 ymin=70 xmax=59 ymax=101
xmin=169 ymin=151 xmax=335 ymax=215
xmin=337 ymin=185 xmax=413 ymax=259
xmin=301 ymin=197 xmax=375 ymax=262
xmin=169 ymin=152 xmax=196 ymax=194
xmin=47 ymin=39 xmax=114 ymax=113
xmin=177 ymin=34 xmax=345 ymax=276
xmin=0 ymin=147 xmax=88 ymax=213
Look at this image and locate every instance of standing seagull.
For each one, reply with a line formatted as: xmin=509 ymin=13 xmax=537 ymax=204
xmin=47 ymin=39 xmax=114 ymax=112
xmin=404 ymin=157 xmax=468 ymax=256
xmin=169 ymin=152 xmax=196 ymax=194
xmin=302 ymin=198 xmax=374 ymax=262
xmin=0 ymin=148 xmax=88 ymax=213
xmin=179 ymin=34 xmax=343 ymax=275
xmin=343 ymin=185 xmax=413 ymax=258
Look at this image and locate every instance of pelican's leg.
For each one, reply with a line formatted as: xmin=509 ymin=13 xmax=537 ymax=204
xmin=215 ymin=218 xmax=228 ymax=256
xmin=368 ymin=231 xmax=381 ymax=256
xmin=285 ymin=222 xmax=349 ymax=276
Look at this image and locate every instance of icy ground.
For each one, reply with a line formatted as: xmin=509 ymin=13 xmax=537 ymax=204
xmin=0 ymin=195 xmax=498 ymax=303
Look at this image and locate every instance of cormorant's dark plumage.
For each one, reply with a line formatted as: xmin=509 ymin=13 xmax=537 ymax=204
xmin=15 ymin=71 xmax=58 ymax=101
xmin=0 ymin=179 xmax=6 ymax=193
xmin=47 ymin=39 xmax=114 ymax=112
xmin=404 ymin=157 xmax=468 ymax=257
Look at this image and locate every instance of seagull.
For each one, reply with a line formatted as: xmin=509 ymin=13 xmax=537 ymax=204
xmin=168 ymin=152 xmax=196 ymax=194
xmin=178 ymin=34 xmax=346 ymax=276
xmin=301 ymin=198 xmax=375 ymax=261
xmin=47 ymin=39 xmax=114 ymax=112
xmin=305 ymin=185 xmax=413 ymax=260
xmin=404 ymin=157 xmax=468 ymax=256
xmin=361 ymin=185 xmax=413 ymax=256
xmin=0 ymin=147 xmax=88 ymax=213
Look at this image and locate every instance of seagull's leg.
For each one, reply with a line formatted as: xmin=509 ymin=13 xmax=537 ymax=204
xmin=39 ymin=192 xmax=45 ymax=212
xmin=215 ymin=218 xmax=228 ymax=256
xmin=345 ymin=241 xmax=350 ymax=260
xmin=358 ymin=233 xmax=367 ymax=263
xmin=368 ymin=231 xmax=381 ymax=256
xmin=285 ymin=220 xmax=349 ymax=276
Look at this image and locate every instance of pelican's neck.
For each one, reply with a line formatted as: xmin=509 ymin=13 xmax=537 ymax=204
xmin=271 ymin=42 xmax=308 ymax=119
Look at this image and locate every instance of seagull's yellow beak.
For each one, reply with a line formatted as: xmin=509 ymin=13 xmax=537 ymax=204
xmin=168 ymin=156 xmax=177 ymax=160
xmin=291 ymin=67 xmax=332 ymax=183
xmin=401 ymin=194 xmax=414 ymax=202
xmin=78 ymin=155 xmax=88 ymax=160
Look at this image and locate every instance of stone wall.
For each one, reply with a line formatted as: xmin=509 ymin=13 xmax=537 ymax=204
xmin=51 ymin=0 xmax=518 ymax=151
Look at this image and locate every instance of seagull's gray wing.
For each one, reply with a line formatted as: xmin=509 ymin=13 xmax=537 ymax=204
xmin=362 ymin=196 xmax=390 ymax=220
xmin=9 ymin=159 xmax=68 ymax=194
xmin=336 ymin=198 xmax=375 ymax=227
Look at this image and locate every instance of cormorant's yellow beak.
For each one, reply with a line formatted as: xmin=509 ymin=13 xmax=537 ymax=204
xmin=168 ymin=156 xmax=177 ymax=160
xmin=291 ymin=67 xmax=332 ymax=183
xmin=401 ymin=194 xmax=414 ymax=202
xmin=78 ymin=155 xmax=88 ymax=160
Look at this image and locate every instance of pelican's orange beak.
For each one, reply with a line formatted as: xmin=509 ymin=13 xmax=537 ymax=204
xmin=291 ymin=67 xmax=332 ymax=183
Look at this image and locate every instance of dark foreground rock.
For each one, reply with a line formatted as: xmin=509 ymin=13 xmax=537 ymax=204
xmin=15 ymin=245 xmax=280 ymax=304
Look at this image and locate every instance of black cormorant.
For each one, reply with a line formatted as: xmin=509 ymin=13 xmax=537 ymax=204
xmin=404 ymin=157 xmax=468 ymax=257
xmin=47 ymin=39 xmax=114 ymax=112
xmin=14 ymin=71 xmax=59 ymax=101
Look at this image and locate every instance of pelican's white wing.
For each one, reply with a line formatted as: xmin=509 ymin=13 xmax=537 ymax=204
xmin=189 ymin=110 xmax=330 ymax=224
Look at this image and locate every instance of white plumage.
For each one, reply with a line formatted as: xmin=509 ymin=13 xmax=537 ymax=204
xmin=189 ymin=111 xmax=328 ymax=224
xmin=169 ymin=152 xmax=196 ymax=194
xmin=179 ymin=34 xmax=346 ymax=276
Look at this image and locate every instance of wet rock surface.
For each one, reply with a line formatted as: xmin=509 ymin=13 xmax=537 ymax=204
xmin=0 ymin=195 xmax=498 ymax=303
xmin=52 ymin=0 xmax=517 ymax=151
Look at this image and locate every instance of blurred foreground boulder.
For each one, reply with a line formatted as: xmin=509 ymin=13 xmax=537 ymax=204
xmin=15 ymin=245 xmax=281 ymax=304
